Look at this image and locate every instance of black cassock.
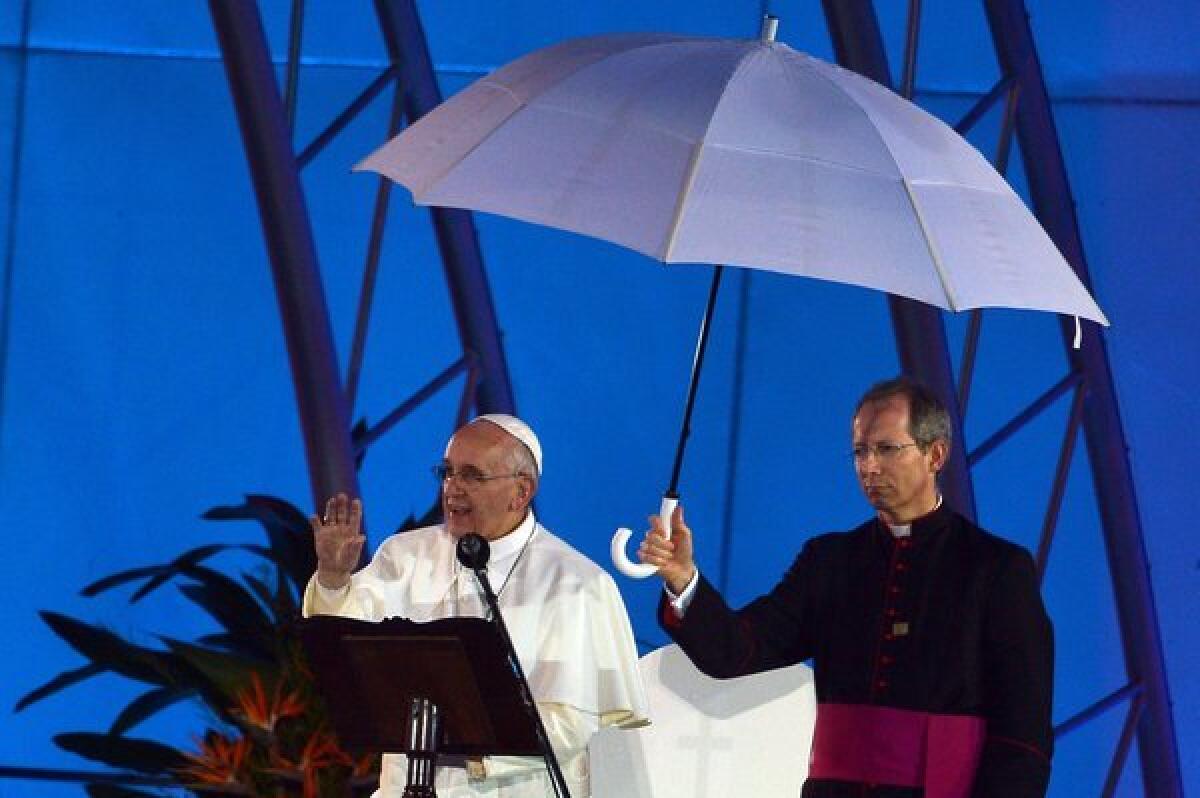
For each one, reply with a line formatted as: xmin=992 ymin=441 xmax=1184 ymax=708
xmin=661 ymin=503 xmax=1053 ymax=798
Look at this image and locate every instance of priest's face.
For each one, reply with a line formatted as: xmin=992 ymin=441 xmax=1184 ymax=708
xmin=440 ymin=422 xmax=535 ymax=541
xmin=852 ymin=395 xmax=947 ymax=525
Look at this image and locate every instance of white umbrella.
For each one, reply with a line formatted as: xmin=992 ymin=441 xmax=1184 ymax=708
xmin=355 ymin=25 xmax=1108 ymax=577
xmin=357 ymin=31 xmax=1107 ymax=324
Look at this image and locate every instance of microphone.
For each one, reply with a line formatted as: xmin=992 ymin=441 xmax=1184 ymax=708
xmin=453 ymin=530 xmax=570 ymax=797
xmin=456 ymin=533 xmax=491 ymax=571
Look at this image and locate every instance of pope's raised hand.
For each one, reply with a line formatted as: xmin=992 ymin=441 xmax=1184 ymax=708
xmin=637 ymin=503 xmax=696 ymax=595
xmin=310 ymin=492 xmax=365 ymax=590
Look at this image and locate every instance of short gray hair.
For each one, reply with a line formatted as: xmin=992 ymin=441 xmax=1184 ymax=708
xmin=855 ymin=376 xmax=952 ymax=450
xmin=504 ymin=438 xmax=539 ymax=484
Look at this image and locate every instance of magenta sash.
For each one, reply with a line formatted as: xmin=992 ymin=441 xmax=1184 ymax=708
xmin=808 ymin=703 xmax=985 ymax=797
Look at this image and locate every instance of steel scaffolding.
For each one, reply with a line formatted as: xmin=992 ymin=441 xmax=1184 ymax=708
xmin=211 ymin=0 xmax=1179 ymax=792
xmin=4 ymin=0 xmax=1172 ymax=793
xmin=205 ymin=0 xmax=1183 ymax=794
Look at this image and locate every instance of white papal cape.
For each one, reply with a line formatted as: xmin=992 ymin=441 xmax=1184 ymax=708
xmin=303 ymin=513 xmax=648 ymax=798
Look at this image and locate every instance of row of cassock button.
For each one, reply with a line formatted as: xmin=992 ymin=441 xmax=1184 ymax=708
xmin=873 ymin=535 xmax=914 ymax=696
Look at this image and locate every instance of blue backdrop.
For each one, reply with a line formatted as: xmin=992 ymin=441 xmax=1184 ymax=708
xmin=1 ymin=2 xmax=1195 ymax=795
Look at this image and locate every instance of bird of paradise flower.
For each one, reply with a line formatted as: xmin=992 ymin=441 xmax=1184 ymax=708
xmin=15 ymin=495 xmax=408 ymax=797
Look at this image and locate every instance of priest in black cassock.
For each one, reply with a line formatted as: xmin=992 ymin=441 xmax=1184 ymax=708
xmin=637 ymin=376 xmax=1054 ymax=798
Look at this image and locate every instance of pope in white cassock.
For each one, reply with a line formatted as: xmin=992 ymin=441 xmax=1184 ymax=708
xmin=304 ymin=414 xmax=649 ymax=798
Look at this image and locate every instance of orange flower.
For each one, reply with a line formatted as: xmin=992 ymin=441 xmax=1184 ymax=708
xmin=270 ymin=729 xmax=354 ymax=798
xmin=177 ymin=731 xmax=253 ymax=792
xmin=351 ymin=751 xmax=376 ymax=779
xmin=234 ymin=672 xmax=306 ymax=734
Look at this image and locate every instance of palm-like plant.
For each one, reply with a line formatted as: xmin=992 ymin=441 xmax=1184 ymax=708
xmin=16 ymin=495 xmax=391 ymax=797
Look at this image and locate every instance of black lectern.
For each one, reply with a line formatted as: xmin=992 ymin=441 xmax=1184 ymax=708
xmin=300 ymin=615 xmax=554 ymax=795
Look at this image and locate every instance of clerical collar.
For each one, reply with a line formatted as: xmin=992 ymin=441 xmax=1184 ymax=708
xmin=486 ymin=512 xmax=537 ymax=562
xmin=886 ymin=495 xmax=944 ymax=538
xmin=447 ymin=513 xmax=538 ymax=609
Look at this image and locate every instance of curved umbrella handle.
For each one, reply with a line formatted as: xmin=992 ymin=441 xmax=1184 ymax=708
xmin=611 ymin=495 xmax=678 ymax=579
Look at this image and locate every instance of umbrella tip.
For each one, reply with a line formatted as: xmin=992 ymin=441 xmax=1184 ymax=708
xmin=759 ymin=15 xmax=779 ymax=43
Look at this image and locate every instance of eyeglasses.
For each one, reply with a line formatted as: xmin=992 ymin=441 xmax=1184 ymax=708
xmin=432 ymin=464 xmax=524 ymax=487
xmin=851 ymin=442 xmax=920 ymax=462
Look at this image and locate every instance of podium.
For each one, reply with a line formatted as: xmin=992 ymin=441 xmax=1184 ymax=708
xmin=300 ymin=615 xmax=549 ymax=794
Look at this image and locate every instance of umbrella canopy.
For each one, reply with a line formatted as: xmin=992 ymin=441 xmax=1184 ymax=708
xmin=357 ymin=28 xmax=1111 ymax=578
xmin=357 ymin=32 xmax=1108 ymax=325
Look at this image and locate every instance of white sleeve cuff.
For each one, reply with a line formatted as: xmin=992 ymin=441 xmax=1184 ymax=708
xmin=316 ymin=579 xmax=351 ymax=601
xmin=664 ymin=569 xmax=700 ymax=616
xmin=302 ymin=574 xmax=353 ymax=617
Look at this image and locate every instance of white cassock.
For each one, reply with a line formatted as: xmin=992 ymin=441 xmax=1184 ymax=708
xmin=303 ymin=512 xmax=649 ymax=798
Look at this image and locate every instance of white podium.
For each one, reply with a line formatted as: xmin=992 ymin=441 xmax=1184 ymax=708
xmin=590 ymin=644 xmax=816 ymax=797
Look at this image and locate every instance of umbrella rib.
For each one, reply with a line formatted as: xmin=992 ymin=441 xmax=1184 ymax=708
xmin=901 ymin=177 xmax=959 ymax=310
xmin=663 ymin=142 xmax=707 ymax=262
xmin=796 ymin=58 xmax=960 ymax=308
xmin=662 ymin=45 xmax=763 ymax=261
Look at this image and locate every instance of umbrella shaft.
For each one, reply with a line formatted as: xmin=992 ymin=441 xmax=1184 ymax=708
xmin=667 ymin=265 xmax=725 ymax=495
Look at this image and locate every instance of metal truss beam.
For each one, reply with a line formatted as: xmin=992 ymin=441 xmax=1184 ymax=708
xmin=983 ymin=2 xmax=1182 ymax=793
xmin=208 ymin=0 xmax=359 ymax=508
xmin=207 ymin=0 xmax=518 ymax=509
xmin=373 ymin=0 xmax=516 ymax=416
xmin=193 ymin=2 xmax=1183 ymax=794
xmin=820 ymin=0 xmax=977 ymax=522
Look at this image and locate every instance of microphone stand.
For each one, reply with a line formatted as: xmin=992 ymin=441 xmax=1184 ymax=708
xmin=458 ymin=535 xmax=571 ymax=798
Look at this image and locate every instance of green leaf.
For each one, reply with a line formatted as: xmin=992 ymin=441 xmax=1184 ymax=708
xmin=203 ymin=495 xmax=315 ymax=594
xmin=15 ymin=662 xmax=106 ymax=711
xmin=54 ymin=732 xmax=187 ymax=774
xmin=160 ymin=637 xmax=275 ymax=713
xmin=80 ymin=565 xmax=163 ymax=597
xmin=132 ymin=544 xmax=272 ymax=603
xmin=194 ymin=632 xmax=282 ymax=664
xmin=39 ymin=612 xmax=181 ymax=686
xmin=243 ymin=571 xmax=292 ymax=621
xmin=196 ymin=632 xmax=241 ymax=649
xmin=176 ymin=565 xmax=274 ymax=647
xmin=110 ymin=685 xmax=197 ymax=736
xmin=81 ymin=543 xmax=271 ymax=602
xmin=274 ymin=564 xmax=300 ymax=618
xmin=186 ymin=787 xmax=254 ymax=797
xmin=85 ymin=782 xmax=168 ymax=797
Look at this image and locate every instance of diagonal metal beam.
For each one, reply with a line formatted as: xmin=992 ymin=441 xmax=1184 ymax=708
xmin=209 ymin=0 xmax=360 ymax=508
xmin=983 ymin=2 xmax=1182 ymax=793
xmin=298 ymin=65 xmax=396 ymax=168
xmin=820 ymin=0 xmax=976 ymax=522
xmin=1055 ymin=681 xmax=1142 ymax=738
xmin=372 ymin=0 xmax=516 ymax=416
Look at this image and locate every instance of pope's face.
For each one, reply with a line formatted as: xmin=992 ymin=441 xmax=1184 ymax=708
xmin=851 ymin=395 xmax=946 ymax=524
xmin=440 ymin=423 xmax=533 ymax=541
